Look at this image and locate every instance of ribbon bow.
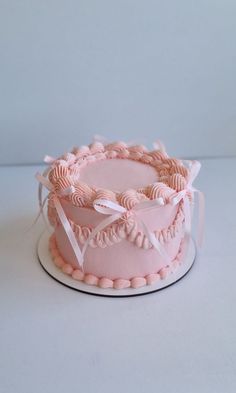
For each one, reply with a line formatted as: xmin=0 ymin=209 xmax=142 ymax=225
xmin=81 ymin=198 xmax=170 ymax=263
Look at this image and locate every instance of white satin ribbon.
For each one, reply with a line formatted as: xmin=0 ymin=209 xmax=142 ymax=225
xmin=36 ymin=172 xmax=84 ymax=268
xmin=153 ymin=140 xmax=166 ymax=154
xmin=44 ymin=155 xmax=56 ymax=164
xmin=170 ymin=160 xmax=205 ymax=248
xmin=81 ymin=198 xmax=170 ymax=262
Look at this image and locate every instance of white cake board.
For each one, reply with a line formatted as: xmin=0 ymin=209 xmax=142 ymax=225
xmin=37 ymin=231 xmax=196 ymax=297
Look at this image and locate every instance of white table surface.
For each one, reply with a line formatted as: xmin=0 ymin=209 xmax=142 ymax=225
xmin=1 ymin=158 xmax=236 ymax=393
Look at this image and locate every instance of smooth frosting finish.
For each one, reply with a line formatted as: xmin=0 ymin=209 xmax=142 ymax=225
xmin=58 ymin=199 xmax=180 ymax=230
xmin=54 ymin=224 xmax=183 ymax=279
xmin=79 ymin=158 xmax=158 ymax=191
xmin=49 ymin=235 xmax=185 ymax=289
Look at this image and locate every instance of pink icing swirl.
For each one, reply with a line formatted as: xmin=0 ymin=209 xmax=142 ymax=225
xmin=128 ymin=144 xmax=148 ymax=154
xmin=116 ymin=149 xmax=130 ymax=158
xmin=46 ymin=140 xmax=190 ymax=210
xmin=149 ymin=150 xmax=168 ymax=161
xmin=106 ymin=150 xmax=118 ymax=159
xmin=140 ymin=153 xmax=154 ymax=164
xmin=158 ymin=168 xmax=170 ymax=177
xmin=105 ymin=142 xmax=127 ymax=152
xmin=168 ymin=174 xmax=187 ymax=191
xmin=148 ymin=182 xmax=175 ymax=202
xmin=70 ymin=182 xmax=96 ymax=206
xmin=49 ymin=166 xmax=69 ymax=184
xmin=54 ymin=177 xmax=74 ymax=193
xmin=158 ymin=176 xmax=169 ymax=185
xmin=128 ymin=151 xmax=143 ymax=160
xmin=94 ymin=152 xmax=107 ymax=160
xmin=74 ymin=145 xmax=90 ymax=158
xmin=163 ymin=158 xmax=180 ymax=168
xmin=118 ymin=189 xmax=140 ymax=210
xmin=89 ymin=142 xmax=105 ymax=154
xmin=70 ymin=195 xmax=88 ymax=208
xmin=169 ymin=164 xmax=188 ymax=178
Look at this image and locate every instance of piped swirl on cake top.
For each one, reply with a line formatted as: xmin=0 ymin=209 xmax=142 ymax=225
xmin=47 ymin=141 xmax=190 ymax=210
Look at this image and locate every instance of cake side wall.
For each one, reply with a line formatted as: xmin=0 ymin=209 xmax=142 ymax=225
xmin=54 ymin=223 xmax=184 ymax=280
xmin=60 ymin=200 xmax=179 ymax=231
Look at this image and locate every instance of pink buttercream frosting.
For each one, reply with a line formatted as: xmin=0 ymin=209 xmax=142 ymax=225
xmin=46 ymin=142 xmax=192 ymax=209
xmin=49 ymin=166 xmax=69 ymax=184
xmin=118 ymin=190 xmax=141 ymax=210
xmin=48 ymin=199 xmax=184 ymax=250
xmin=41 ymin=139 xmax=201 ymax=290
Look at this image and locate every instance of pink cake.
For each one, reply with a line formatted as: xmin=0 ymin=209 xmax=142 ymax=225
xmin=38 ymin=141 xmax=202 ymax=290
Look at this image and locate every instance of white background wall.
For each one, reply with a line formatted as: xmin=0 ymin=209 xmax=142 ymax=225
xmin=1 ymin=0 xmax=236 ymax=165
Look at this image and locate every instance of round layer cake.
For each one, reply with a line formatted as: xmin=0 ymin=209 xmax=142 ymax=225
xmin=45 ymin=141 xmax=199 ymax=289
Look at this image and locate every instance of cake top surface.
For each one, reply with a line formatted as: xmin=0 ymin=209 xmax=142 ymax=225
xmin=79 ymin=158 xmax=158 ymax=192
xmin=47 ymin=141 xmax=191 ymax=210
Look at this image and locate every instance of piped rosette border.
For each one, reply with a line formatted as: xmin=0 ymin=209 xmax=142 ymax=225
xmin=48 ymin=200 xmax=185 ymax=250
xmin=47 ymin=141 xmax=191 ymax=210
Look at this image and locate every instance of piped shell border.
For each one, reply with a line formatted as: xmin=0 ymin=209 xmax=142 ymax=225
xmin=49 ymin=235 xmax=185 ymax=290
xmin=46 ymin=141 xmax=191 ymax=210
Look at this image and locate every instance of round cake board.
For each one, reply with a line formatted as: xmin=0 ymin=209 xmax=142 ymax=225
xmin=37 ymin=231 xmax=196 ymax=298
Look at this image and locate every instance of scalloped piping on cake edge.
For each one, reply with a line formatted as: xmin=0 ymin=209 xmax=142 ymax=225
xmin=46 ymin=141 xmax=191 ymax=209
xmin=49 ymin=235 xmax=184 ymax=289
xmin=48 ymin=200 xmax=185 ymax=250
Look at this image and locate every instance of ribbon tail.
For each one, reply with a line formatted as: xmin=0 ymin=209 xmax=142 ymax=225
xmin=44 ymin=155 xmax=56 ymax=164
xmin=148 ymin=231 xmax=170 ymax=262
xmin=153 ymin=140 xmax=166 ymax=154
xmin=38 ymin=181 xmax=50 ymax=231
xmin=34 ymin=194 xmax=49 ymax=228
xmin=196 ymin=190 xmax=205 ymax=248
xmin=81 ymin=213 xmax=122 ymax=259
xmin=183 ymin=196 xmax=191 ymax=235
xmin=24 ymin=195 xmax=49 ymax=235
xmin=36 ymin=167 xmax=52 ymax=231
xmin=137 ymin=218 xmax=170 ymax=263
xmin=53 ymin=196 xmax=84 ymax=268
xmin=180 ymin=196 xmax=192 ymax=262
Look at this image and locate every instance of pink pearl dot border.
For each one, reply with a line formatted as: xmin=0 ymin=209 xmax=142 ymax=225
xmin=49 ymin=235 xmax=184 ymax=290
